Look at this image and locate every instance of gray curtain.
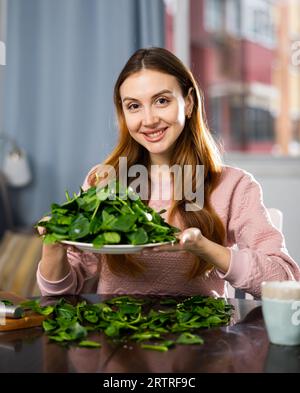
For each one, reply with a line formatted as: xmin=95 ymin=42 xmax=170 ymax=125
xmin=3 ymin=0 xmax=165 ymax=226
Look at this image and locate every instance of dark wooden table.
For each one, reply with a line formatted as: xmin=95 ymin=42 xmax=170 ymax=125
xmin=0 ymin=295 xmax=299 ymax=373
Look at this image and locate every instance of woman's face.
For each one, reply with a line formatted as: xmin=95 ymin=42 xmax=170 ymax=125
xmin=119 ymin=69 xmax=193 ymax=165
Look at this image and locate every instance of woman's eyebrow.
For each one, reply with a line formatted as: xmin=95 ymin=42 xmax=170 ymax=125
xmin=122 ymin=89 xmax=173 ymax=102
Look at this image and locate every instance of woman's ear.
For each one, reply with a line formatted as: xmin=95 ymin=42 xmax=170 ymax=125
xmin=185 ymin=87 xmax=194 ymax=118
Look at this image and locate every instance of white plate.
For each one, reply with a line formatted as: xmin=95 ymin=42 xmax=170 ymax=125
xmin=61 ymin=240 xmax=173 ymax=254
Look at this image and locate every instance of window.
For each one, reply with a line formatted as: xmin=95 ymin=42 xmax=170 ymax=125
xmin=226 ymin=0 xmax=241 ymax=37
xmin=244 ymin=0 xmax=276 ymax=48
xmin=230 ymin=104 xmax=274 ymax=145
xmin=187 ymin=0 xmax=300 ymax=155
xmin=204 ymin=0 xmax=224 ymax=32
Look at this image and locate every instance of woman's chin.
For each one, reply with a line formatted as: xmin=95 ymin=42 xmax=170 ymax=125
xmin=147 ymin=146 xmax=169 ymax=156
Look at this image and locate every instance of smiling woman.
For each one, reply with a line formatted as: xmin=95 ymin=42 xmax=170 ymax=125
xmin=37 ymin=47 xmax=300 ymax=299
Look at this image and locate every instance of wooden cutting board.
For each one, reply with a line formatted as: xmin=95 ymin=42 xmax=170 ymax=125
xmin=0 ymin=291 xmax=46 ymax=332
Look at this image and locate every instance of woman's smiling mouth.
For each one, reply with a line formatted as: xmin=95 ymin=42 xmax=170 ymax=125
xmin=141 ymin=127 xmax=168 ymax=142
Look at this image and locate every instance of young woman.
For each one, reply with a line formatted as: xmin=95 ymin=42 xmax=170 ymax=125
xmin=37 ymin=47 xmax=300 ymax=298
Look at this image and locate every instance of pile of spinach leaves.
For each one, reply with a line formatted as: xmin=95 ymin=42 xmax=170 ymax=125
xmin=37 ymin=182 xmax=179 ymax=247
xmin=21 ymin=295 xmax=234 ymax=351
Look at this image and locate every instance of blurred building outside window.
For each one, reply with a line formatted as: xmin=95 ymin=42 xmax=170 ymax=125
xmin=165 ymin=0 xmax=300 ymax=156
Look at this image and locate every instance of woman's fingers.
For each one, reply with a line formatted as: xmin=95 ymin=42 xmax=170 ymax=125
xmin=36 ymin=216 xmax=51 ymax=236
xmin=37 ymin=217 xmax=83 ymax=254
xmin=65 ymin=244 xmax=83 ymax=253
xmin=150 ymin=228 xmax=203 ymax=253
xmin=180 ymin=228 xmax=202 ymax=244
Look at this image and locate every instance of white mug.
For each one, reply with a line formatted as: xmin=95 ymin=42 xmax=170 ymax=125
xmin=261 ymin=281 xmax=300 ymax=346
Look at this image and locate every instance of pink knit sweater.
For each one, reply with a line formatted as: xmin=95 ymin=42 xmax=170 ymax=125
xmin=37 ymin=165 xmax=300 ymax=298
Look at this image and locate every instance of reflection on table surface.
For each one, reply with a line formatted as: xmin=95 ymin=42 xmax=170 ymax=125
xmin=0 ymin=295 xmax=299 ymax=373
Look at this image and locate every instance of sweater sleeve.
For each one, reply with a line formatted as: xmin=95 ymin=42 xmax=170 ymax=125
xmin=37 ymin=249 xmax=101 ymax=296
xmin=217 ymin=173 xmax=300 ymax=298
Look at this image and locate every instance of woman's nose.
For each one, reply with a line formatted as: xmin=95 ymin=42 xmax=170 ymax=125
xmin=142 ymin=107 xmax=159 ymax=127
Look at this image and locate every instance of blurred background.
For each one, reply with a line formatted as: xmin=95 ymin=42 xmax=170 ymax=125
xmin=0 ymin=0 xmax=299 ymax=295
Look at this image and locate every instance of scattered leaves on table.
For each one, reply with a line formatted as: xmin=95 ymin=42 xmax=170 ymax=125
xmin=20 ymin=296 xmax=234 ymax=351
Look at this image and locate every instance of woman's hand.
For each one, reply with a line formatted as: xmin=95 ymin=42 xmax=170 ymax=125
xmin=150 ymin=227 xmax=231 ymax=274
xmin=151 ymin=227 xmax=205 ymax=254
xmin=37 ymin=216 xmax=77 ymax=281
xmin=37 ymin=216 xmax=80 ymax=254
xmin=37 ymin=216 xmax=68 ymax=261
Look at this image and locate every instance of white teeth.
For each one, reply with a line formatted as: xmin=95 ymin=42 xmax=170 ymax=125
xmin=145 ymin=129 xmax=165 ymax=138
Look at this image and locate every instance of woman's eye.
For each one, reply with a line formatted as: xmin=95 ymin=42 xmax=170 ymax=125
xmin=156 ymin=97 xmax=169 ymax=105
xmin=128 ymin=103 xmax=140 ymax=111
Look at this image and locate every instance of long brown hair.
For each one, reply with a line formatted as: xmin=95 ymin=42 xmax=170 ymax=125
xmin=89 ymin=47 xmax=225 ymax=278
